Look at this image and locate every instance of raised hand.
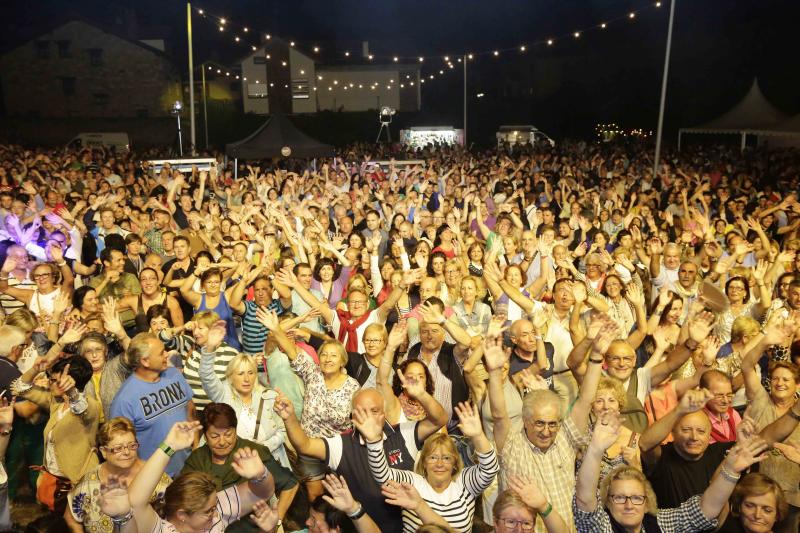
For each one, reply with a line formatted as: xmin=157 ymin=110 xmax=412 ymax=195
xmin=455 ymin=402 xmax=484 ymax=438
xmin=98 ymin=474 xmax=131 ymax=519
xmin=418 ymin=301 xmax=444 ymax=325
xmin=571 ymin=281 xmax=588 ymax=304
xmin=752 ymin=259 xmax=768 ymax=283
xmin=592 ymin=319 xmax=619 ymax=356
xmin=657 ymin=286 xmax=673 ymax=309
xmin=321 ymin=474 xmax=359 ymax=514
xmin=52 ymin=290 xmax=71 ymax=318
xmin=53 ymin=364 xmax=76 ymax=396
xmin=677 ymin=388 xmax=714 ymax=414
xmin=516 ymin=368 xmax=548 ymax=391
xmin=483 ymin=326 xmax=509 ymax=372
xmin=231 ymin=447 xmax=269 ymax=481
xmin=163 ymin=420 xmax=202 ymax=452
xmin=59 ymin=322 xmax=88 ymax=345
xmin=687 ymin=311 xmax=716 ymax=345
xmin=700 ymin=336 xmax=721 ymax=367
xmin=382 ymin=480 xmax=423 ymax=511
xmin=773 ymin=442 xmax=800 ymax=465
xmin=396 ymin=368 xmax=426 ymax=399
xmin=723 ymin=435 xmax=769 ymax=474
xmin=507 ymin=475 xmax=548 ymax=513
xmin=1 ymin=257 xmax=16 ymax=274
xmin=589 ymin=411 xmax=622 ymax=452
xmin=625 ymin=283 xmax=645 ymax=308
xmin=255 ymin=307 xmax=281 ymax=331
xmin=272 ymin=390 xmax=295 ymax=420
xmin=205 ymin=320 xmax=227 ymax=351
xmin=352 ymin=404 xmax=384 ymax=443
xmin=387 ymin=320 xmax=408 ymax=347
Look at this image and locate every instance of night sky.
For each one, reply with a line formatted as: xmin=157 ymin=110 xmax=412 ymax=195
xmin=3 ymin=0 xmax=800 ymax=143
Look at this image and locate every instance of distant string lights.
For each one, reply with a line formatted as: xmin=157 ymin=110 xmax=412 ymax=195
xmin=193 ymin=1 xmax=665 ymax=92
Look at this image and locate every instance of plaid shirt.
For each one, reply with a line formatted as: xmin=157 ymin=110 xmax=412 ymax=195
xmin=499 ymin=417 xmax=590 ymax=533
xmin=144 ymin=227 xmax=165 ymax=255
xmin=573 ymin=494 xmax=717 ymax=533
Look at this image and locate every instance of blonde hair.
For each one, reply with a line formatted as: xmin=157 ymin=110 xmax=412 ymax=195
xmin=596 ymin=377 xmax=627 ymax=410
xmin=730 ymin=316 xmax=760 ymax=343
xmin=0 ymin=325 xmax=26 ymax=357
xmin=4 ymin=308 xmax=37 ymax=333
xmin=493 ymin=489 xmax=536 ymax=521
xmin=193 ymin=310 xmax=221 ymax=328
xmin=318 ymin=340 xmax=348 ymax=367
xmin=600 ymin=465 xmax=658 ymax=516
xmin=415 ymin=433 xmax=463 ymax=478
xmin=163 ymin=471 xmax=218 ymax=517
xmin=224 ymin=354 xmax=266 ymax=396
xmin=98 ymin=417 xmax=136 ymax=448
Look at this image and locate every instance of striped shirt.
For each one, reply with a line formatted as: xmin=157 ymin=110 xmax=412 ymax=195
xmin=241 ymin=299 xmax=284 ymax=354
xmin=366 ymin=440 xmax=499 ymax=533
xmin=0 ymin=274 xmax=35 ymax=314
xmin=160 ymin=332 xmax=238 ymax=411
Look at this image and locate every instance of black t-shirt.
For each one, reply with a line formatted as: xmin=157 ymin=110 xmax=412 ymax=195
xmin=0 ymin=356 xmax=21 ymax=394
xmin=162 ymin=258 xmax=195 ymax=321
xmin=647 ymin=441 xmax=733 ymax=508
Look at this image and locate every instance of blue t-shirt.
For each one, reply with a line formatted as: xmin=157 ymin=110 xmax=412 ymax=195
xmin=109 ymin=367 xmax=193 ymax=477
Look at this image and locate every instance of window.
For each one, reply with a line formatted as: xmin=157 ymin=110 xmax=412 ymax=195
xmin=35 ymin=41 xmax=49 ymax=59
xmin=92 ymin=93 xmax=110 ymax=106
xmin=59 ymin=77 xmax=76 ymax=95
xmin=291 ymin=78 xmax=309 ymax=100
xmin=88 ymin=48 xmax=103 ymax=66
xmin=56 ymin=40 xmax=71 ymax=58
xmin=247 ymin=83 xmax=267 ymax=98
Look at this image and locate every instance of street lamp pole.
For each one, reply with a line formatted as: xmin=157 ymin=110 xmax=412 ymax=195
xmin=652 ymin=0 xmax=677 ymax=178
xmin=201 ymin=63 xmax=209 ymax=149
xmin=187 ymin=2 xmax=196 ymax=155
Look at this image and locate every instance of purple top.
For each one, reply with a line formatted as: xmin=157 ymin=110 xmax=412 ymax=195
xmin=312 ymin=265 xmax=352 ymax=308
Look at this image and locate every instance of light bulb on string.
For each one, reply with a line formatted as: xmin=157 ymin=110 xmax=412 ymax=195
xmin=198 ymin=9 xmax=203 ymax=14
xmin=266 ymin=54 xmax=271 ymax=59
xmin=573 ymin=32 xmax=580 ymax=38
xmin=655 ymin=1 xmax=661 ymax=6
xmin=344 ymin=51 xmax=350 ymax=57
xmin=251 ymin=46 xmax=257 ymax=51
xmin=418 ymin=57 xmax=424 ymax=62
xmin=439 ymin=70 xmax=444 ymax=74
xmin=265 ymin=34 xmax=271 ymax=40
xmin=444 ymin=56 xmax=450 ymax=62
xmin=243 ymin=27 xmax=248 ymax=32
xmin=467 ymin=53 xmax=474 ymax=59
xmin=290 ymin=41 xmax=295 ymax=47
xmin=493 ymin=50 xmax=499 ymax=56
xmin=313 ymin=46 xmax=319 ymax=53
xmin=393 ymin=56 xmax=399 ymax=62
xmin=220 ymin=18 xmax=226 ymax=24
xmin=520 ymin=45 xmax=526 ymax=52
xmin=628 ymin=12 xmax=635 ymax=19
xmin=600 ymin=23 xmax=607 ymax=29
xmin=234 ymin=36 xmax=240 ymax=42
xmin=368 ymin=54 xmax=374 ymax=60
xmin=218 ymin=26 xmax=224 ymax=32
xmin=547 ymin=39 xmax=554 ymax=45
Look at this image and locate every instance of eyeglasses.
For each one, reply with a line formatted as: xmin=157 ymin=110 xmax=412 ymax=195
xmin=426 ymin=454 xmax=456 ymax=463
xmin=363 ymin=338 xmax=384 ymax=345
xmin=349 ymin=300 xmax=368 ymax=306
xmin=498 ymin=517 xmax=534 ymax=531
xmin=194 ymin=504 xmax=218 ymax=518
xmin=530 ymin=420 xmax=561 ymax=431
xmin=103 ymin=442 xmax=140 ymax=455
xmin=33 ymin=272 xmax=52 ymax=279
xmin=609 ymin=494 xmax=647 ymax=505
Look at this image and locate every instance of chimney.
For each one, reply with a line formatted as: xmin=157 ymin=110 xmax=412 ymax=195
xmin=362 ymin=41 xmax=370 ymax=58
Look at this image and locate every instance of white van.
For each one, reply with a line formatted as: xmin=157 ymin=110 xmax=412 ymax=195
xmin=496 ymin=125 xmax=555 ymax=148
xmin=67 ymin=132 xmax=131 ymax=153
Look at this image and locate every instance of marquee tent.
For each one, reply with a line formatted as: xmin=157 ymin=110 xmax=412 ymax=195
xmin=678 ymin=79 xmax=787 ymax=151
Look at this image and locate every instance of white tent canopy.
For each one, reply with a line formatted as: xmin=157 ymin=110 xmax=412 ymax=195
xmin=678 ymin=79 xmax=788 ymax=150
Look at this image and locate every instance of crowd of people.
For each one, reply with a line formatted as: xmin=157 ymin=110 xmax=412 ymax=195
xmin=0 ymin=138 xmax=797 ymax=533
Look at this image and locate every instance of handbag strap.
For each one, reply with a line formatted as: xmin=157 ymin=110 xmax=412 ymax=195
xmin=253 ymin=396 xmax=266 ymax=440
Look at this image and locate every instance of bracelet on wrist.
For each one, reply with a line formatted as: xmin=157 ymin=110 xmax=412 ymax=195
xmin=720 ymin=464 xmax=741 ymax=483
xmin=250 ymin=467 xmax=270 ymax=484
xmin=110 ymin=509 xmax=134 ymax=525
xmin=347 ymin=503 xmax=366 ymax=520
xmin=588 ymin=358 xmax=604 ymax=364
xmin=540 ymin=502 xmax=553 ymax=518
xmin=158 ymin=442 xmax=175 ymax=458
xmin=684 ymin=339 xmax=699 ymax=351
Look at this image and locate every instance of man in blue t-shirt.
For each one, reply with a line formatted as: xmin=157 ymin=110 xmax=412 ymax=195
xmin=110 ymin=332 xmax=195 ymax=477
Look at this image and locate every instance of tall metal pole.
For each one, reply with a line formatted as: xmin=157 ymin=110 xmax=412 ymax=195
xmin=652 ymin=0 xmax=676 ymax=178
xmin=187 ymin=2 xmax=196 ymax=155
xmin=463 ymin=54 xmax=468 ymax=146
xmin=201 ymin=63 xmax=209 ymax=149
